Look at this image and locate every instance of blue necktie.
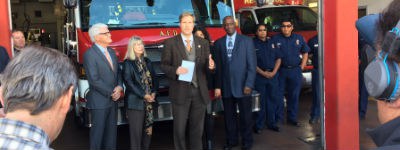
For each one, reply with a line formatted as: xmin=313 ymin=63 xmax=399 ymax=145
xmin=227 ymin=38 xmax=233 ymax=61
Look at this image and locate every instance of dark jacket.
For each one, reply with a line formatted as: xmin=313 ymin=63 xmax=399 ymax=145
xmin=367 ymin=116 xmax=400 ymax=149
xmin=214 ymin=33 xmax=256 ymax=98
xmin=160 ymin=35 xmax=212 ymax=105
xmin=122 ymin=58 xmax=158 ymax=110
xmin=83 ymin=45 xmax=123 ymax=109
xmin=0 ymin=46 xmax=10 ymax=73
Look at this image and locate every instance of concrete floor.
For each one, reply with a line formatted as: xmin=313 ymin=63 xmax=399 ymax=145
xmin=51 ymin=91 xmax=378 ymax=150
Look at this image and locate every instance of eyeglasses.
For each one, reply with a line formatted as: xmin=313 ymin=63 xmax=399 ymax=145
xmin=281 ymin=25 xmax=293 ymax=28
xmin=98 ymin=32 xmax=111 ymax=35
xmin=258 ymin=29 xmax=267 ymax=32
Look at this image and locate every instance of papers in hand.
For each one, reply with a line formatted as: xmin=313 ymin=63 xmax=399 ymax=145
xmin=178 ymin=60 xmax=195 ymax=82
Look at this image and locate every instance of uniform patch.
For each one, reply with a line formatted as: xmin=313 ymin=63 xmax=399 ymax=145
xmin=271 ymin=44 xmax=275 ymax=49
xmin=296 ymin=39 xmax=300 ymax=45
xmin=314 ymin=44 xmax=318 ymax=48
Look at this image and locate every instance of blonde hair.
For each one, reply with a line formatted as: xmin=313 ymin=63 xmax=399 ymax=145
xmin=125 ymin=36 xmax=147 ymax=60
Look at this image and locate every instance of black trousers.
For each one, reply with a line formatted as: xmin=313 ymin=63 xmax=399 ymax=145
xmin=127 ymin=109 xmax=151 ymax=150
xmin=223 ymin=96 xmax=253 ymax=148
xmin=172 ymin=86 xmax=206 ymax=150
xmin=90 ymin=104 xmax=118 ymax=150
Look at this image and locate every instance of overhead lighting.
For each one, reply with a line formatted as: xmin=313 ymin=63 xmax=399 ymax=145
xmin=309 ymin=2 xmax=318 ymax=8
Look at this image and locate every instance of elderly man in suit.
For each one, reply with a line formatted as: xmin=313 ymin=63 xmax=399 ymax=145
xmin=214 ymin=16 xmax=257 ymax=150
xmin=161 ymin=12 xmax=216 ymax=150
xmin=83 ymin=23 xmax=123 ymax=150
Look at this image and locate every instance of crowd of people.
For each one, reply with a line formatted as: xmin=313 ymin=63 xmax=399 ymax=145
xmin=2 ymin=0 xmax=400 ymax=148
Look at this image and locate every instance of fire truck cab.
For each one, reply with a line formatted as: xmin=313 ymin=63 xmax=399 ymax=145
xmin=64 ymin=0 xmax=260 ymax=127
xmin=235 ymin=0 xmax=318 ymax=87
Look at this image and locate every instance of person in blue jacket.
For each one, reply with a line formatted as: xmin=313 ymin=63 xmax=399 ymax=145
xmin=0 ymin=46 xmax=10 ymax=74
xmin=253 ymin=24 xmax=282 ymax=133
xmin=273 ymin=18 xmax=310 ymax=126
xmin=308 ymin=33 xmax=320 ymax=124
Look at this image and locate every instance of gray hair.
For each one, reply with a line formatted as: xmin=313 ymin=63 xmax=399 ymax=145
xmin=125 ymin=36 xmax=147 ymax=60
xmin=179 ymin=12 xmax=195 ymax=23
xmin=0 ymin=45 xmax=78 ymax=115
xmin=88 ymin=23 xmax=108 ymax=42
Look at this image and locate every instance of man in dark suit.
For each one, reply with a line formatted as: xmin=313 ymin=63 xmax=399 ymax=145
xmin=161 ymin=12 xmax=215 ymax=150
xmin=0 ymin=46 xmax=10 ymax=73
xmin=214 ymin=16 xmax=257 ymax=150
xmin=83 ymin=23 xmax=123 ymax=150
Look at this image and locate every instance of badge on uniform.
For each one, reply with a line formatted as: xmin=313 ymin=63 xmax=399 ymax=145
xmin=277 ymin=43 xmax=281 ymax=48
xmin=271 ymin=44 xmax=275 ymax=49
xmin=296 ymin=39 xmax=300 ymax=45
xmin=314 ymin=44 xmax=318 ymax=48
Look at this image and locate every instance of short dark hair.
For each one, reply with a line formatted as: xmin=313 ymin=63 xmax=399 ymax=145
xmin=376 ymin=0 xmax=400 ymax=62
xmin=281 ymin=18 xmax=293 ymax=25
xmin=0 ymin=45 xmax=78 ymax=115
xmin=223 ymin=16 xmax=234 ymax=24
xmin=255 ymin=24 xmax=267 ymax=34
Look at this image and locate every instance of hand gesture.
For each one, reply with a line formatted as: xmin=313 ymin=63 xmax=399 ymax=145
xmin=209 ymin=54 xmax=215 ymax=70
xmin=176 ymin=66 xmax=188 ymax=75
xmin=243 ymin=87 xmax=252 ymax=95
xmin=112 ymin=86 xmax=123 ymax=101
xmin=214 ymin=88 xmax=221 ymax=98
xmin=144 ymin=94 xmax=155 ymax=102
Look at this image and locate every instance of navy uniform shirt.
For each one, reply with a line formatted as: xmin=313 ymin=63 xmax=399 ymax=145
xmin=253 ymin=37 xmax=282 ymax=71
xmin=308 ymin=35 xmax=318 ymax=69
xmin=272 ymin=33 xmax=310 ymax=67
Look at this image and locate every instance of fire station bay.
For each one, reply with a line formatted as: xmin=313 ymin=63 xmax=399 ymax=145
xmin=1 ymin=0 xmax=394 ymax=149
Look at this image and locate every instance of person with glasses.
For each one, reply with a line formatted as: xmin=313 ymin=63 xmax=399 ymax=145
xmin=253 ymin=24 xmax=282 ymax=133
xmin=83 ymin=23 xmax=123 ymax=150
xmin=272 ymin=18 xmax=310 ymax=127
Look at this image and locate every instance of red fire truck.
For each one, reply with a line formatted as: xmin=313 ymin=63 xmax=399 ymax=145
xmin=64 ymin=0 xmax=316 ymax=127
xmin=63 ymin=0 xmax=260 ymax=127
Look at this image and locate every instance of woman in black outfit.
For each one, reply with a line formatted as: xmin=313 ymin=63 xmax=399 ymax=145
xmin=193 ymin=26 xmax=220 ymax=150
xmin=122 ymin=36 xmax=158 ymax=150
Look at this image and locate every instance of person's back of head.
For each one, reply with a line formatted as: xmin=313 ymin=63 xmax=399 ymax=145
xmin=0 ymin=45 xmax=77 ymax=142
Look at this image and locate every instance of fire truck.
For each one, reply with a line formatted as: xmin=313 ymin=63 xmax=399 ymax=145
xmin=63 ymin=0 xmax=261 ymax=127
xmin=234 ymin=0 xmax=318 ymax=87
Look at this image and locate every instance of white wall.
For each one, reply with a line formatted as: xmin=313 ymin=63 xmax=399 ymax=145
xmin=358 ymin=0 xmax=392 ymax=14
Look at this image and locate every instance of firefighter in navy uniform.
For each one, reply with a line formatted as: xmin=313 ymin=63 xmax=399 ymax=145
xmin=273 ymin=19 xmax=310 ymax=126
xmin=253 ymin=24 xmax=282 ymax=133
xmin=308 ymin=34 xmax=320 ymax=124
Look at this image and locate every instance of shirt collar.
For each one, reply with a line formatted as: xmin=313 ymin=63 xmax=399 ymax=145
xmin=95 ymin=43 xmax=107 ymax=53
xmin=0 ymin=118 xmax=50 ymax=147
xmin=180 ymin=33 xmax=194 ymax=44
xmin=227 ymin=31 xmax=237 ymax=40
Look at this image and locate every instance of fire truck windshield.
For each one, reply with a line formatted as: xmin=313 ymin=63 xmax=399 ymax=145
xmin=255 ymin=6 xmax=317 ymax=32
xmin=80 ymin=0 xmax=234 ymax=30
